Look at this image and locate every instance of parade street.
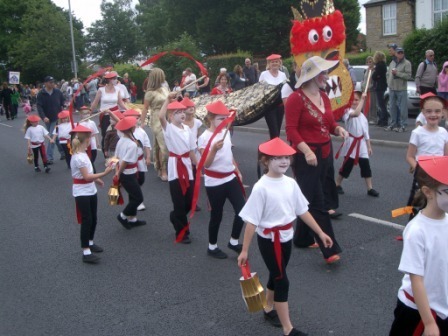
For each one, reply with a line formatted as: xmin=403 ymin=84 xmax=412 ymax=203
xmin=0 ymin=115 xmax=414 ymax=336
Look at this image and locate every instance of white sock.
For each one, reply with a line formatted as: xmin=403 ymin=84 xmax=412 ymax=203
xmin=128 ymin=218 xmax=137 ymax=223
xmin=89 ymin=240 xmax=94 ymax=246
xmin=229 ymin=238 xmax=239 ymax=246
xmin=83 ymin=249 xmax=92 ymax=256
xmin=209 ymin=244 xmax=218 ymax=250
xmin=120 ymin=212 xmax=127 ymax=220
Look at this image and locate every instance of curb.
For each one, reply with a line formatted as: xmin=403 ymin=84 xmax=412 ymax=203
xmin=235 ymin=126 xmax=408 ymax=149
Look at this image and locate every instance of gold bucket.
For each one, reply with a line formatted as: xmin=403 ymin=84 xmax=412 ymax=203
xmin=239 ymin=263 xmax=267 ymax=313
xmin=108 ymin=185 xmax=120 ymax=205
xmin=27 ymin=153 xmax=33 ymax=164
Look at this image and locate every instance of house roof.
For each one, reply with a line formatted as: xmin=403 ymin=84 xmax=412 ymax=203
xmin=364 ymin=0 xmax=408 ymax=8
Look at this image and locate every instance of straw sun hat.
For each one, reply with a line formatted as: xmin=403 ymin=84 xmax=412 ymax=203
xmin=295 ymin=56 xmax=339 ymax=89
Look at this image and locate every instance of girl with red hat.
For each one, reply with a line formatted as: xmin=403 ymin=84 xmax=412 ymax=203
xmin=389 ymin=156 xmax=448 ymax=335
xmin=51 ymin=110 xmax=72 ymax=169
xmin=114 ymin=116 xmax=146 ymax=229
xmin=79 ymin=106 xmax=100 ymax=173
xmin=159 ymin=94 xmax=197 ymax=243
xmin=181 ymin=97 xmax=203 ymax=162
xmin=70 ymin=124 xmax=113 ymax=264
xmin=24 ymin=115 xmax=54 ymax=173
xmin=238 ymin=137 xmax=333 ymax=336
xmin=197 ymin=100 xmax=245 ymax=259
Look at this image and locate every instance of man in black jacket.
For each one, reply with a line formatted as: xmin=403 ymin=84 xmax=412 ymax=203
xmin=37 ymin=76 xmax=65 ymax=164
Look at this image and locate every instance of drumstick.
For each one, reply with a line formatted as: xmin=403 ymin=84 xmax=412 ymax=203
xmin=79 ymin=108 xmax=111 ymax=122
xmin=177 ymin=76 xmax=205 ymax=95
xmin=364 ymin=69 xmax=372 ymax=94
xmin=222 ymin=111 xmax=236 ymax=140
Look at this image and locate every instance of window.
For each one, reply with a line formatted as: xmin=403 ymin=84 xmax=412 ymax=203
xmin=434 ymin=0 xmax=448 ymax=25
xmin=383 ymin=3 xmax=397 ymax=35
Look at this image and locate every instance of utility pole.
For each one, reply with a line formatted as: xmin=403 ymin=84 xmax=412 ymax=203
xmin=68 ymin=0 xmax=78 ymax=79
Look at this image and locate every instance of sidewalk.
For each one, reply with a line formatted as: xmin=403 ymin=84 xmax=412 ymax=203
xmin=235 ymin=117 xmax=414 ymax=148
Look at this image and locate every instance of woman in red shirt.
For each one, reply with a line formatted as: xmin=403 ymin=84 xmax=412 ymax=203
xmin=285 ymin=56 xmax=348 ymax=264
xmin=210 ymin=74 xmax=232 ymax=95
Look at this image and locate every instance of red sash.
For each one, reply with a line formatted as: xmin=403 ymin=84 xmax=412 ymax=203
xmin=73 ymin=178 xmax=93 ymax=224
xmin=31 ymin=142 xmax=47 ymax=163
xmin=204 ymin=169 xmax=246 ymax=198
xmin=126 ymin=162 xmax=138 ymax=169
xmin=403 ymin=290 xmax=438 ymax=336
xmin=169 ymin=151 xmax=190 ymax=195
xmin=138 ymin=154 xmax=144 ymax=161
xmin=335 ymin=133 xmax=364 ymax=166
xmin=262 ymin=223 xmax=293 ymax=280
xmin=59 ymin=137 xmax=69 ymax=142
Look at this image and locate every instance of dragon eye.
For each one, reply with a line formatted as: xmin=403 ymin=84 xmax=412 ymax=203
xmin=308 ymin=29 xmax=319 ymax=44
xmin=323 ymin=26 xmax=333 ymax=42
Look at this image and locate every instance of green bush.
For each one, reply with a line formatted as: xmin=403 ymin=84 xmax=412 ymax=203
xmin=206 ymin=51 xmax=252 ymax=83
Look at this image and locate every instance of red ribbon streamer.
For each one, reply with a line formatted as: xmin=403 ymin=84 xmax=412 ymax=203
xmin=403 ymin=290 xmax=438 ymax=336
xmin=363 ymin=91 xmax=371 ymax=117
xmin=169 ymin=151 xmax=191 ymax=195
xmin=335 ymin=133 xmax=363 ymax=166
xmin=262 ymin=223 xmax=293 ymax=279
xmin=140 ymin=51 xmax=208 ymax=77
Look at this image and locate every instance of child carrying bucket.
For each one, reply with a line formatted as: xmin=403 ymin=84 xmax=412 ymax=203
xmin=237 ymin=137 xmax=333 ymax=336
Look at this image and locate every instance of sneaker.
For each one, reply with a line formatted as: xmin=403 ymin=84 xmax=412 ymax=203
xmin=400 ymin=126 xmax=407 ymax=132
xmin=180 ymin=235 xmax=191 ymax=244
xmin=263 ymin=309 xmax=282 ymax=328
xmin=336 ymin=185 xmax=344 ymax=195
xmin=117 ymin=214 xmax=132 ymax=230
xmin=392 ymin=127 xmax=400 ymax=132
xmin=47 ymin=160 xmax=54 ymax=165
xmin=367 ymin=189 xmax=379 ymax=197
xmin=130 ymin=220 xmax=147 ymax=227
xmin=89 ymin=244 xmax=104 ymax=253
xmin=207 ymin=247 xmax=228 ymax=259
xmin=137 ymin=203 xmax=146 ymax=211
xmin=44 ymin=166 xmax=51 ymax=173
xmin=227 ymin=242 xmax=242 ymax=253
xmin=325 ymin=254 xmax=341 ymax=264
xmin=34 ymin=167 xmax=41 ymax=172
xmin=286 ymin=328 xmax=308 ymax=336
xmin=384 ymin=126 xmax=393 ymax=131
xmin=82 ymin=254 xmax=100 ymax=264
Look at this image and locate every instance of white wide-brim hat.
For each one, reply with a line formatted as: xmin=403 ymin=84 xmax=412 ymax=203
xmin=295 ymin=56 xmax=339 ymax=89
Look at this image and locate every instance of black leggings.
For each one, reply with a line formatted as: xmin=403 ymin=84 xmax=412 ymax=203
xmin=258 ymin=236 xmax=291 ymax=302
xmin=61 ymin=143 xmax=71 ymax=168
xmin=389 ymin=299 xmax=448 ymax=335
xmin=205 ymin=178 xmax=245 ymax=244
xmin=32 ymin=146 xmax=47 ymax=167
xmin=120 ymin=173 xmax=143 ymax=217
xmin=169 ymin=179 xmax=193 ymax=236
xmin=292 ymin=152 xmax=342 ymax=258
xmin=264 ymin=104 xmax=284 ymax=139
xmin=100 ymin=114 xmax=110 ymax=152
xmin=339 ymin=157 xmax=372 ymax=179
xmin=137 ymin=172 xmax=145 ymax=186
xmin=75 ymin=194 xmax=98 ymax=248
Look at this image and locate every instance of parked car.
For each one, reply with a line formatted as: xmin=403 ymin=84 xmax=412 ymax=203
xmin=352 ymin=65 xmax=420 ymax=117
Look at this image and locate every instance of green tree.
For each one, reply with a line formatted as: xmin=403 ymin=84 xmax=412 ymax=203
xmin=4 ymin=0 xmax=85 ymax=83
xmin=334 ymin=0 xmax=361 ymax=51
xmin=87 ymin=0 xmax=139 ymax=63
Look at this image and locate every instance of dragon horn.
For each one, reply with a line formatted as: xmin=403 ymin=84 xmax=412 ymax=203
xmin=291 ymin=6 xmax=304 ymax=21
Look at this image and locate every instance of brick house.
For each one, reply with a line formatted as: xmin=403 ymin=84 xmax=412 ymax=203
xmin=416 ymin=0 xmax=448 ymax=28
xmin=364 ymin=0 xmax=415 ymax=52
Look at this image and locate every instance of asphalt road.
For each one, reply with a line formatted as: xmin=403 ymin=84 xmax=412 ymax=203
xmin=0 ymin=114 xmax=413 ymax=336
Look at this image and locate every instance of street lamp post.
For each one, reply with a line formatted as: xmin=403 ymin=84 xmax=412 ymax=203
xmin=68 ymin=0 xmax=78 ymax=79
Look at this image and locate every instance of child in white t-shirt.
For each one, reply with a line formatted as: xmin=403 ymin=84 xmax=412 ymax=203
xmin=238 ymin=137 xmax=333 ymax=336
xmin=389 ymin=156 xmax=448 ymax=335
xmin=52 ymin=110 xmax=73 ymax=169
xmin=159 ymin=94 xmax=197 ymax=243
xmin=335 ymin=91 xmax=379 ymax=197
xmin=415 ymin=111 xmax=427 ymax=127
xmin=24 ymin=115 xmax=53 ymax=173
xmin=79 ymin=106 xmax=100 ymax=172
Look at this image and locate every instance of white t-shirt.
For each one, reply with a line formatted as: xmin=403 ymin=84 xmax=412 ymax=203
xmin=239 ymin=175 xmax=309 ymax=242
xmin=198 ymin=129 xmax=235 ymax=187
xmin=259 ymin=70 xmax=287 ymax=86
xmin=281 ymin=83 xmax=294 ymax=100
xmin=397 ymin=212 xmax=448 ymax=319
xmin=79 ymin=120 xmax=99 ymax=150
xmin=133 ymin=127 xmax=151 ymax=173
xmin=184 ymin=74 xmax=197 ymax=92
xmin=415 ymin=112 xmax=427 ymax=126
xmin=409 ymin=126 xmax=448 ymax=159
xmin=341 ymin=108 xmax=370 ymax=159
xmin=99 ymin=87 xmax=119 ymax=111
xmin=24 ymin=125 xmax=49 ymax=148
xmin=116 ymin=83 xmax=130 ymax=101
xmin=52 ymin=122 xmax=72 ymax=143
xmin=71 ymin=152 xmax=97 ymax=197
xmin=189 ymin=119 xmax=203 ymax=140
xmin=115 ymin=137 xmax=138 ymax=175
xmin=163 ymin=123 xmax=196 ymax=181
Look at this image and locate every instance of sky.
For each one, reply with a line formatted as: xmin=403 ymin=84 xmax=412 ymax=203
xmin=52 ymin=0 xmax=368 ymax=34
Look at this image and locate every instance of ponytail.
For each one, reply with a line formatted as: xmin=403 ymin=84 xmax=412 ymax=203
xmin=70 ymin=132 xmax=90 ymax=154
xmin=412 ymin=165 xmax=442 ymax=209
xmin=22 ymin=119 xmax=32 ymax=132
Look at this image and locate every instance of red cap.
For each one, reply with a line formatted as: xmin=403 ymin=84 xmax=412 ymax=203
xmin=259 ymin=137 xmax=296 ymax=156
xmin=419 ymin=92 xmax=446 ymax=109
xmin=418 ymin=156 xmax=448 ymax=185
xmin=123 ymin=109 xmax=141 ymax=117
xmin=58 ymin=110 xmax=70 ymax=119
xmin=181 ymin=97 xmax=195 ymax=107
xmin=115 ymin=116 xmax=137 ymax=131
xmin=266 ymin=54 xmax=282 ymax=61
xmin=70 ymin=124 xmax=92 ymax=134
xmin=27 ymin=115 xmax=41 ymax=122
xmin=206 ymin=100 xmax=230 ymax=115
xmin=113 ymin=111 xmax=124 ymax=120
xmin=104 ymin=71 xmax=118 ymax=79
xmin=167 ymin=101 xmax=187 ymax=110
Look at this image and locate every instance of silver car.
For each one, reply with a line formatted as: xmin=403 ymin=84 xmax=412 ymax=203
xmin=352 ymin=65 xmax=420 ymax=116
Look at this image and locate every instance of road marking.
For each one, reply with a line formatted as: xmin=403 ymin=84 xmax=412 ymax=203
xmin=0 ymin=122 xmax=13 ymax=127
xmin=348 ymin=213 xmax=404 ymax=231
